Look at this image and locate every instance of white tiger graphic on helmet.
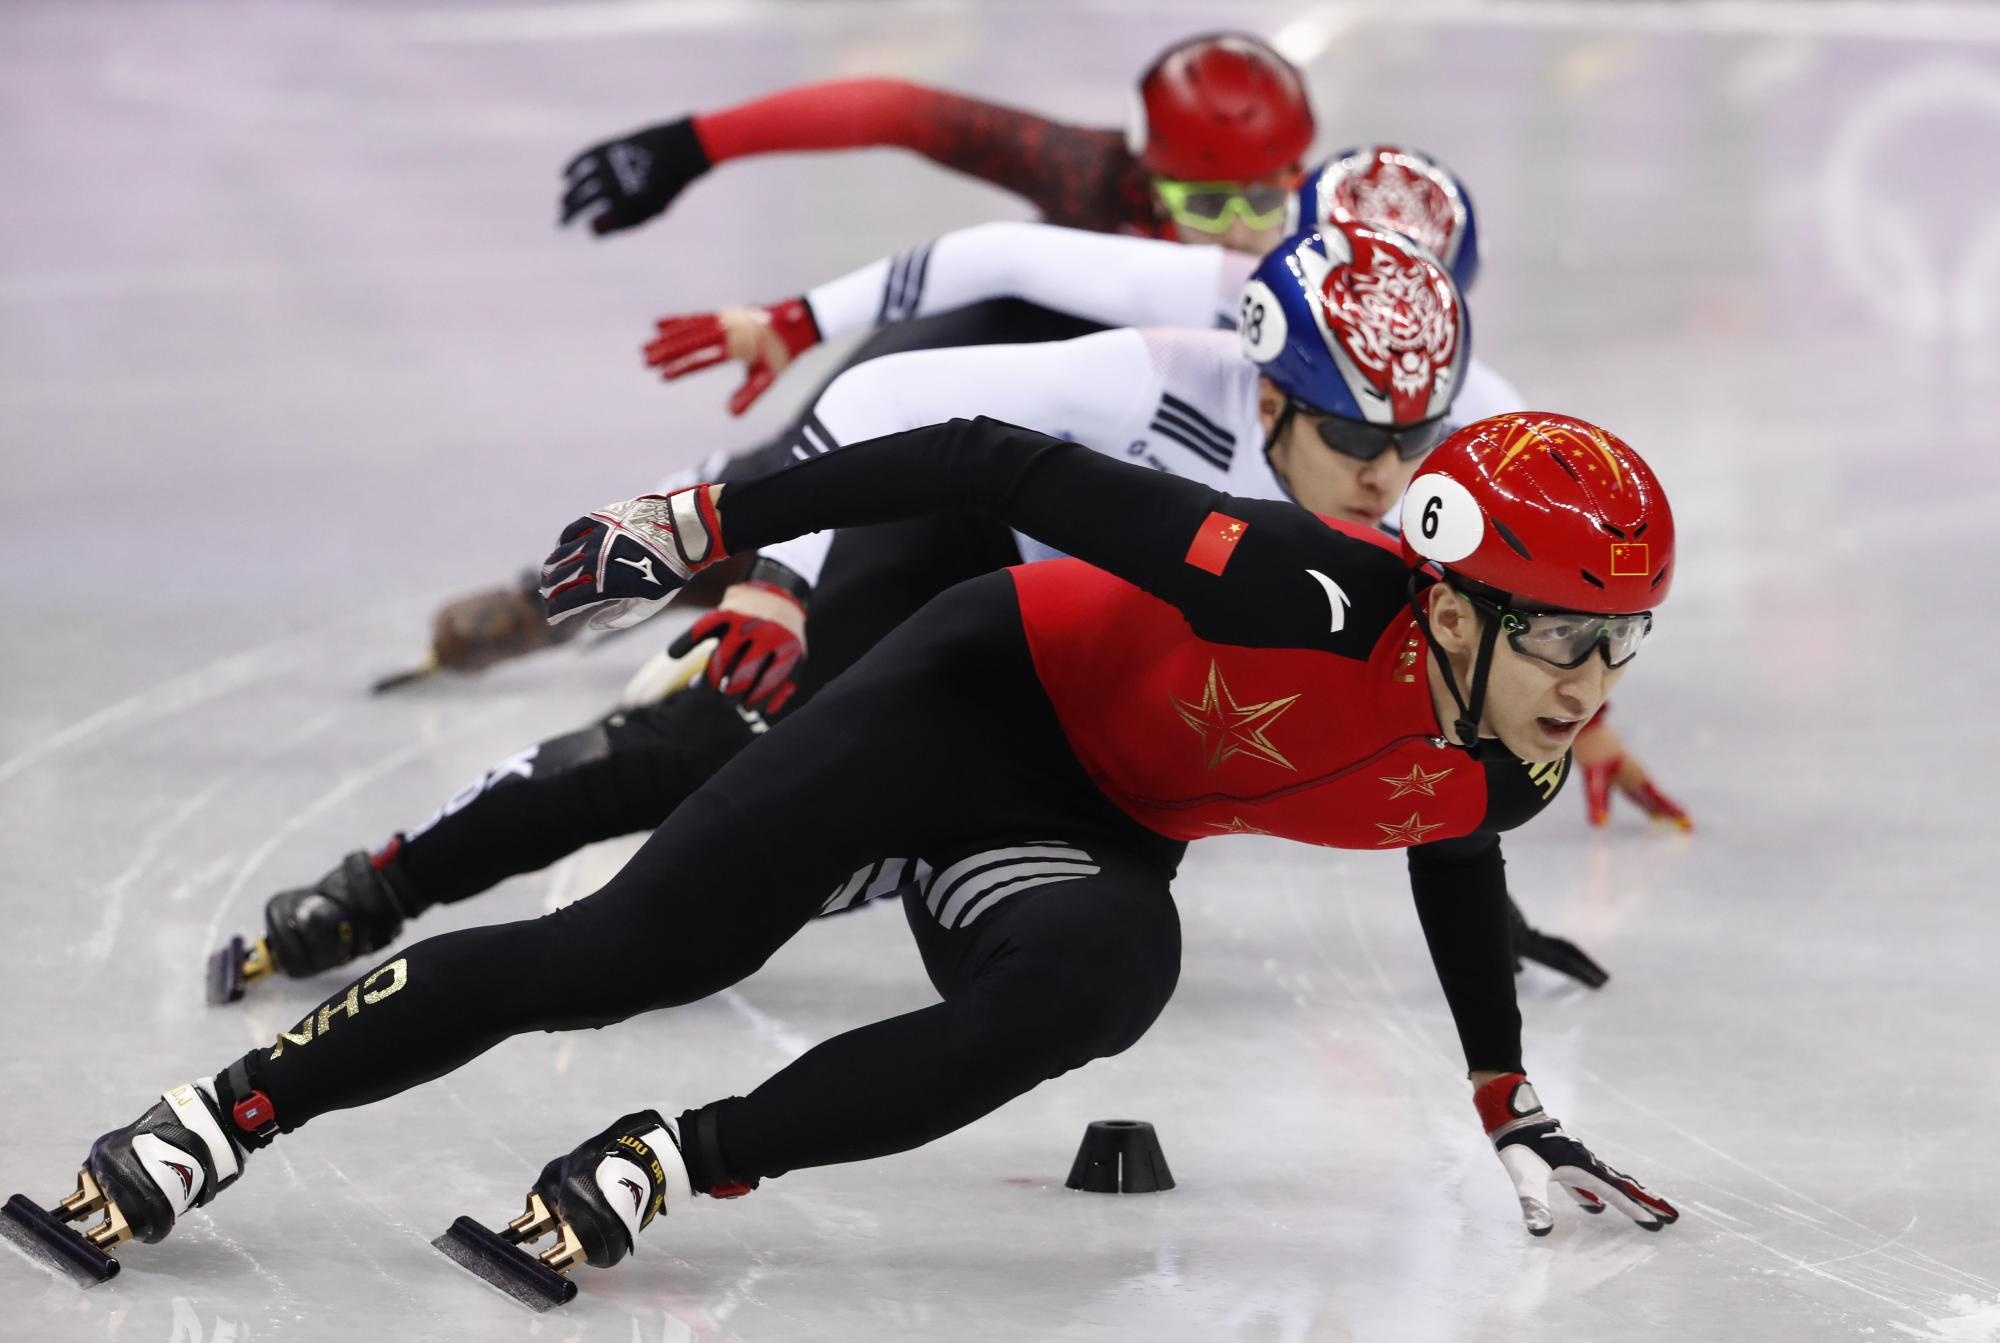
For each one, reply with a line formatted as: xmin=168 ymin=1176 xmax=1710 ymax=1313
xmin=1336 ymin=160 xmax=1455 ymax=260
xmin=1308 ymin=226 xmax=1462 ymax=424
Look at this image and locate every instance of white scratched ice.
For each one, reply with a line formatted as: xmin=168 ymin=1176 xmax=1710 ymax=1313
xmin=4 ymin=2 xmax=1999 ymax=1341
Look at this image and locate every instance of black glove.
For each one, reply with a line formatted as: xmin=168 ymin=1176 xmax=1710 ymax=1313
xmin=539 ymin=486 xmax=725 ymax=630
xmin=560 ymin=117 xmax=710 ymax=235
xmin=1509 ymin=897 xmax=1610 ymax=988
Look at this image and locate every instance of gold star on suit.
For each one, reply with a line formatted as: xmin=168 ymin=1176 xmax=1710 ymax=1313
xmin=1374 ymin=812 xmax=1447 ymax=846
xmin=1205 ymin=815 xmax=1276 ymax=836
xmin=1380 ymin=763 xmax=1453 ymax=799
xmin=1172 ymin=661 xmax=1301 ymax=771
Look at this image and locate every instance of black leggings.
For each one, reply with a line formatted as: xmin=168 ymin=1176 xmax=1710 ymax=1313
xmin=246 ymin=573 xmax=1185 ymax=1187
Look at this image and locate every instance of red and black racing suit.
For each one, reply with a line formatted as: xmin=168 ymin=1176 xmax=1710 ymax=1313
xmin=230 ymin=419 xmax=1556 ymax=1194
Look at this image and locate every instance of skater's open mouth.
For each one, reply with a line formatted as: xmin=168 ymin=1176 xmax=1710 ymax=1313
xmin=1537 ymin=716 xmax=1583 ymax=741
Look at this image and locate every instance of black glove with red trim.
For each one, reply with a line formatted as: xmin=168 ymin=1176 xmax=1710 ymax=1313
xmin=540 ymin=485 xmax=725 ymax=631
xmin=1475 ymin=1073 xmax=1678 ymax=1236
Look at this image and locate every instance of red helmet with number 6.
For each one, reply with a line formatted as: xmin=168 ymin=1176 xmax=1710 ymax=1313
xmin=1128 ymin=33 xmax=1315 ymax=181
xmin=1399 ymin=412 xmax=1675 ymax=615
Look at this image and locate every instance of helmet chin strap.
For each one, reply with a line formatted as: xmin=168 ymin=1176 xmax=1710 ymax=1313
xmin=1261 ymin=399 xmax=1301 ymax=502
xmin=1406 ymin=573 xmax=1504 ymax=760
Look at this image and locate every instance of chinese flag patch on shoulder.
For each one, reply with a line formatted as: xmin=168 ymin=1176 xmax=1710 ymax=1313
xmin=1185 ymin=512 xmax=1249 ymax=576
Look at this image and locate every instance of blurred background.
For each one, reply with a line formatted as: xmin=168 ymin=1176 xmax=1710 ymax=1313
xmin=3 ymin=3 xmax=1999 ymax=1340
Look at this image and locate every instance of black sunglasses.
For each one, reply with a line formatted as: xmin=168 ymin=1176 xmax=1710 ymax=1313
xmin=1289 ymin=398 xmax=1451 ymax=462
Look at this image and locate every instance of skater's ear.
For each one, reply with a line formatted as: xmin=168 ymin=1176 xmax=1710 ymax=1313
xmin=1255 ymin=376 xmax=1287 ymax=436
xmin=1425 ymin=584 xmax=1480 ymax=657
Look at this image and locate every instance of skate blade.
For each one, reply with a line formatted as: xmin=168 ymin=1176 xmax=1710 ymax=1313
xmin=432 ymin=1217 xmax=577 ymax=1312
xmin=370 ymin=653 xmax=439 ymax=696
xmin=205 ymin=936 xmax=274 ymax=1005
xmin=0 ymin=1195 xmax=120 ymax=1288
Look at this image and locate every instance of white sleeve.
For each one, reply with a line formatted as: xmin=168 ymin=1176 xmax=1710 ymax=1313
xmin=761 ymin=330 xmax=1161 ymax=584
xmin=1444 ymin=360 xmax=1531 ymax=430
xmin=1383 ymin=360 xmax=1533 ymax=534
xmin=804 ymin=221 xmax=1240 ymax=338
xmin=652 ymin=445 xmax=734 ymax=496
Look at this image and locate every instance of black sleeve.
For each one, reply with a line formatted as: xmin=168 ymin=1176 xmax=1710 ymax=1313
xmin=720 ymin=417 xmax=1410 ymax=653
xmin=1406 ymin=834 xmax=1523 ymax=1073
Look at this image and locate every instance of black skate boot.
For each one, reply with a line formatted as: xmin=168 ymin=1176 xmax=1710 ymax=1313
xmin=435 ymin=1110 xmax=737 ymax=1311
xmin=208 ymin=845 xmax=416 ymax=1004
xmin=3 ymin=1066 xmax=270 ymax=1286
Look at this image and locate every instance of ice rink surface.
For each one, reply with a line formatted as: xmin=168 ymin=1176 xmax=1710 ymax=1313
xmin=4 ymin=1 xmax=1999 ymax=1339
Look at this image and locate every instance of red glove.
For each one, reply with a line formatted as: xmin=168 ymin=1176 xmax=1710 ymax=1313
xmin=667 ymin=560 xmax=809 ymax=713
xmin=1574 ymin=709 xmax=1693 ymax=831
xmin=1475 ymin=1073 xmax=1678 ymax=1236
xmin=644 ymin=299 xmax=821 ymax=415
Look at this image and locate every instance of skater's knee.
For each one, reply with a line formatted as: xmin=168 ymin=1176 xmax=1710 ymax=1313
xmin=605 ymin=685 xmax=760 ymax=791
xmin=986 ymin=928 xmax=1181 ymax=1064
xmin=536 ymin=877 xmax=787 ymax=1020
xmin=1053 ymin=960 xmax=1177 ymax=1059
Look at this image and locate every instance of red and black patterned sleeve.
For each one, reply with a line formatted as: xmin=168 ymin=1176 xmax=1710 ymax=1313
xmin=692 ymin=79 xmax=1160 ymax=234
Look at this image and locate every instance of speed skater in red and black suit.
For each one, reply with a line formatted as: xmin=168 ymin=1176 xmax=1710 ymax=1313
xmin=11 ymin=410 xmax=1678 ymax=1304
xmin=560 ymin=32 xmax=1314 ymax=250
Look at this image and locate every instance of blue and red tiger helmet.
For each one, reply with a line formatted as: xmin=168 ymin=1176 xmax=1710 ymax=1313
xmin=1237 ymin=223 xmax=1469 ymax=427
xmin=1288 ymin=145 xmax=1481 ymax=292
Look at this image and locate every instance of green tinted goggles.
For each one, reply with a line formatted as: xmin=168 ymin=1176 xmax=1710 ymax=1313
xmin=1154 ymin=178 xmax=1292 ymax=234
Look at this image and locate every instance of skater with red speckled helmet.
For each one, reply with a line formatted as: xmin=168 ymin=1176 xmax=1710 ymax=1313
xmin=9 ymin=406 xmax=1678 ymax=1307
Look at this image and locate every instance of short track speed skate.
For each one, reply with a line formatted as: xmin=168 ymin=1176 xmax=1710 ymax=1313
xmin=435 ymin=1110 xmax=725 ymax=1311
xmin=2 ymin=1171 xmax=124 ymax=1286
xmin=3 ymin=1074 xmax=264 ymax=1287
xmin=209 ymin=848 xmax=412 ymax=1004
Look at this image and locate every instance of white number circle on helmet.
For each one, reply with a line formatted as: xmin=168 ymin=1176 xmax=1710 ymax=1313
xmin=1402 ymin=473 xmax=1483 ymax=563
xmin=1237 ymin=279 xmax=1288 ymax=364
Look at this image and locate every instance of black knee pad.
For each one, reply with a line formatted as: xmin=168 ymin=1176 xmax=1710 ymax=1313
xmin=535 ymin=720 xmax=614 ymax=774
xmin=605 ymin=681 xmax=764 ymax=777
